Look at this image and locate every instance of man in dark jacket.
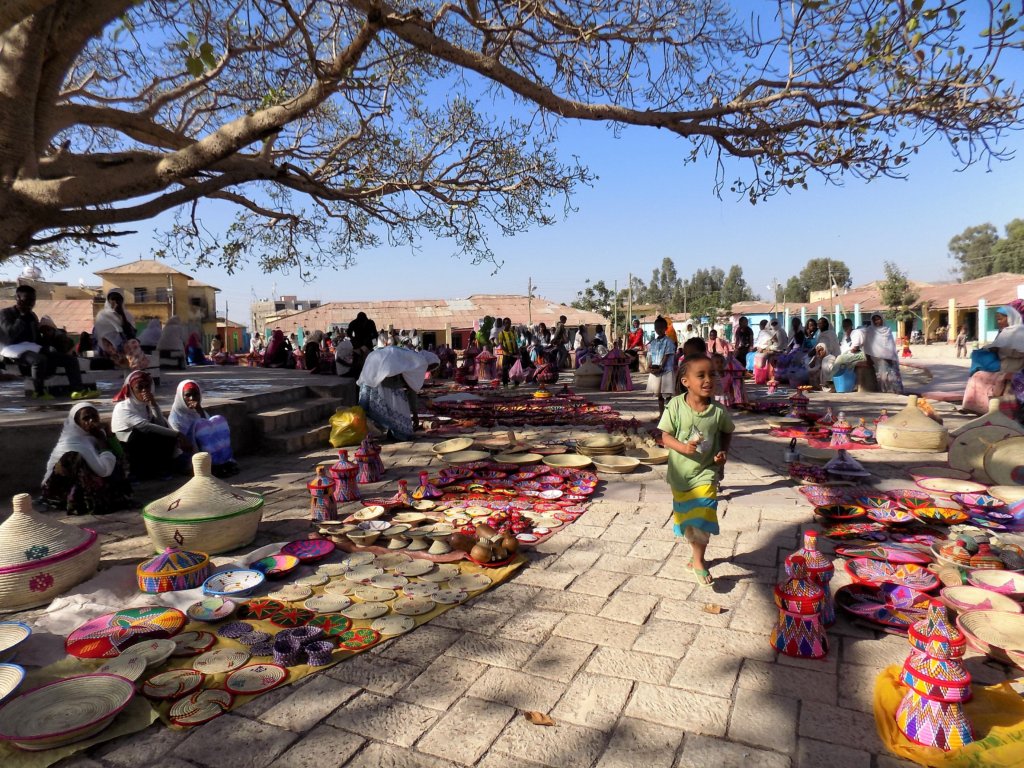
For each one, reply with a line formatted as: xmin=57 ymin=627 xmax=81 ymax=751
xmin=0 ymin=285 xmax=90 ymax=399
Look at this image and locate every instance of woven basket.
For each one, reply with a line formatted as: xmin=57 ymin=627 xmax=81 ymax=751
xmin=591 ymin=456 xmax=641 ymax=474
xmin=142 ymin=453 xmax=264 ymax=555
xmin=955 ymin=610 xmax=1024 ymax=665
xmin=0 ymin=494 xmax=101 ymax=613
xmin=0 ymin=673 xmax=134 ymax=751
xmin=573 ymin=361 xmax=603 ymax=389
xmin=136 ymin=543 xmax=211 ymax=593
xmin=876 ymin=396 xmax=949 ymax=452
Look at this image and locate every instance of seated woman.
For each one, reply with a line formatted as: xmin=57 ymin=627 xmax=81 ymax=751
xmin=807 ymin=343 xmax=836 ymax=390
xmin=157 ymin=315 xmax=188 ymax=361
xmin=534 ymin=346 xmax=560 ymax=385
xmin=112 ymin=370 xmax=188 ymax=480
xmin=434 ymin=344 xmax=457 ymax=379
xmin=209 ymin=336 xmax=237 ymax=365
xmin=263 ymin=329 xmax=295 ymax=368
xmin=358 ymin=346 xmax=432 ymax=440
xmin=186 ymin=332 xmax=211 ymax=366
xmin=963 ymin=300 xmax=1024 ymax=413
xmin=138 ymin=319 xmax=162 ymax=354
xmin=169 ymin=380 xmax=239 ymax=477
xmin=41 ymin=403 xmax=133 ymax=515
xmin=93 ymin=289 xmax=137 ymax=364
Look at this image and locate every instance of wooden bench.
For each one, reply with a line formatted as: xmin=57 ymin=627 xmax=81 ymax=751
xmin=13 ymin=357 xmax=161 ymax=396
xmin=158 ymin=349 xmax=185 ymax=370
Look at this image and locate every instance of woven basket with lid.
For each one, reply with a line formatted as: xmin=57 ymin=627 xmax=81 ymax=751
xmin=142 ymin=453 xmax=264 ymax=554
xmin=876 ymin=395 xmax=949 ymax=452
xmin=0 ymin=494 xmax=101 ymax=613
xmin=136 ymin=533 xmax=211 ymax=593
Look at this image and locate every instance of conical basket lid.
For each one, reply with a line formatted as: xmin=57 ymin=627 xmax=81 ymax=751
xmin=0 ymin=494 xmax=96 ymax=571
xmin=138 ymin=544 xmax=209 ymax=576
xmin=142 ymin=453 xmax=263 ymax=524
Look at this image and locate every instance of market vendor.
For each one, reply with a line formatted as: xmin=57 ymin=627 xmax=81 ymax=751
xmin=358 ymin=346 xmax=432 ymax=440
xmin=962 ymin=299 xmax=1024 ymax=413
xmin=41 ymin=403 xmax=133 ymax=515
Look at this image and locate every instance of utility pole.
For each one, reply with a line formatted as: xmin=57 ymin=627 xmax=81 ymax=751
xmin=627 ymin=272 xmax=632 ymax=334
xmin=527 ymin=277 xmax=533 ymax=326
xmin=613 ymin=280 xmax=618 ymax=341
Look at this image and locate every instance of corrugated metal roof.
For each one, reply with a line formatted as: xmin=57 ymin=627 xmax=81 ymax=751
xmin=266 ymin=294 xmax=609 ymax=334
xmin=731 ymin=272 xmax=1024 ymax=315
xmin=34 ymin=299 xmax=96 ymax=334
xmin=95 ymin=259 xmax=194 ymax=278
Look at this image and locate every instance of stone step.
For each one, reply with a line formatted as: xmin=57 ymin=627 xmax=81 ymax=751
xmin=261 ymin=423 xmax=333 ymax=454
xmin=249 ymin=397 xmax=344 ymax=434
xmin=242 ymin=386 xmax=312 ymax=413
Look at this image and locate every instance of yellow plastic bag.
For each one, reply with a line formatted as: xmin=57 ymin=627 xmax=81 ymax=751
xmin=329 ymin=406 xmax=367 ymax=447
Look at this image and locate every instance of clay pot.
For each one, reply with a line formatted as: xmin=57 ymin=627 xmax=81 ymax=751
xmin=470 ymin=542 xmax=492 ymax=563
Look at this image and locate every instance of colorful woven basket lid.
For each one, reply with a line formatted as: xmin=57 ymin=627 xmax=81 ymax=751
xmin=142 ymin=453 xmax=263 ymax=524
xmin=136 ymin=535 xmax=211 ymax=594
xmin=0 ymin=494 xmax=97 ymax=575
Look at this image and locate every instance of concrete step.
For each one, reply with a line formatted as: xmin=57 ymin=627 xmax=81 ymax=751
xmin=261 ymin=423 xmax=333 ymax=453
xmin=249 ymin=397 xmax=344 ymax=434
xmin=242 ymin=386 xmax=312 ymax=413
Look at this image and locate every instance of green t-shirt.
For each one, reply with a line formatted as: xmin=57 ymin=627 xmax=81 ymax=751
xmin=657 ymin=397 xmax=735 ymax=491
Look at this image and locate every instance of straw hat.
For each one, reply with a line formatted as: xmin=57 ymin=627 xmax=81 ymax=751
xmin=0 ymin=494 xmax=100 ymax=613
xmin=142 ymin=453 xmax=264 ymax=554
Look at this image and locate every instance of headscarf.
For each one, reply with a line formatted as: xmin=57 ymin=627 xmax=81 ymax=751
xmin=43 ymin=403 xmax=117 ymax=483
xmin=111 ymin=370 xmax=162 ymax=434
xmin=169 ymin=379 xmax=203 ymax=434
xmin=157 ymin=316 xmax=187 ymax=352
xmin=865 ymin=314 xmax=898 ymax=359
xmin=816 ymin=328 xmax=842 ymax=356
xmin=358 ymin=346 xmax=431 ymax=391
xmin=991 ymin=300 xmax=1024 ymax=352
xmin=93 ymin=290 xmax=135 ymax=348
xmin=264 ymin=329 xmax=285 ymax=359
xmin=187 ymin=332 xmax=202 ymax=349
xmin=138 ymin=319 xmax=162 ymax=347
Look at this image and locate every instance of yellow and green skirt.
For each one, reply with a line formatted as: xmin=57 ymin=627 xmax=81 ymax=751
xmin=671 ymin=484 xmax=719 ymax=537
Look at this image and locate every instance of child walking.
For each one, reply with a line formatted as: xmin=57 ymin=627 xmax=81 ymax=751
xmin=658 ymin=354 xmax=734 ymax=586
xmin=646 ymin=316 xmax=678 ymax=416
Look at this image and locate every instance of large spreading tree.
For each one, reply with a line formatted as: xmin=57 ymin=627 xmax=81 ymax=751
xmin=2 ymin=1 xmax=1022 ymax=272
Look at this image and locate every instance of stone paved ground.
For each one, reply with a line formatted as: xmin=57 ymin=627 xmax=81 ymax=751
xmin=14 ymin=357 xmax=1018 ymax=768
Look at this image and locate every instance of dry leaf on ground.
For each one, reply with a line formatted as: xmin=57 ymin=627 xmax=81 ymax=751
xmin=523 ymin=710 xmax=556 ymax=726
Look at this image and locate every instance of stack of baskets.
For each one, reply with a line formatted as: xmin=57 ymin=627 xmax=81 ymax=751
xmin=143 ymin=453 xmax=264 ymax=554
xmin=0 ymin=494 xmax=101 ymax=612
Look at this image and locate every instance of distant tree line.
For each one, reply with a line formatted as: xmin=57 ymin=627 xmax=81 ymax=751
xmin=948 ymin=219 xmax=1024 ymax=280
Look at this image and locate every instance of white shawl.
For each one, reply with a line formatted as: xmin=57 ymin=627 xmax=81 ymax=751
xmin=168 ymin=379 xmax=203 ymax=434
xmin=43 ymin=403 xmax=117 ymax=483
xmin=111 ymin=371 xmax=165 ymax=438
xmin=358 ymin=347 xmax=430 ymax=391
xmin=93 ymin=295 xmax=135 ymax=347
xmin=865 ymin=318 xmax=898 ymax=360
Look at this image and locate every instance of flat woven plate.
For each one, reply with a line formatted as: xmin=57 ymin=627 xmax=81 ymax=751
xmin=402 ymin=583 xmax=440 ymax=599
xmin=324 ymin=581 xmax=355 ymax=597
xmin=990 ymin=485 xmax=1024 ymax=504
xmin=193 ymin=648 xmax=250 ymax=675
xmin=97 ymin=653 xmax=147 ymax=682
xmin=543 ymin=454 xmax=593 ymax=469
xmin=948 ymin=425 xmax=1020 ymax=482
xmin=392 ymin=597 xmax=435 ymax=616
xmin=419 ymin=564 xmax=461 ymax=583
xmin=916 ymin=477 xmax=989 ymax=495
xmin=371 ymin=615 xmax=415 ymax=636
xmin=142 ymin=668 xmax=205 ymax=700
xmin=984 ymin=436 xmax=1024 ymax=486
xmin=941 ymin=586 xmax=1022 ymax=614
xmin=281 ymin=539 xmax=336 ymax=562
xmin=307 ymin=614 xmax=352 ymax=636
xmin=370 ymin=574 xmax=409 ymax=590
xmin=352 ymin=585 xmax=396 ymax=602
xmin=339 ymin=553 xmax=376 ymax=568
xmin=492 ymin=452 xmax=543 ymax=465
xmin=168 ymin=689 xmax=232 ymax=727
xmin=186 ymin=597 xmax=236 ymax=623
xmin=432 ymin=588 xmax=469 ymax=605
xmin=267 ymin=585 xmax=313 ymax=602
xmin=447 ymin=573 xmax=492 ymax=592
xmin=224 ymin=663 xmax=288 ymax=695
xmin=172 ymin=631 xmax=217 ymax=657
xmin=336 ymin=627 xmax=380 ymax=651
xmin=304 ymin=595 xmax=352 ymax=614
xmin=294 ymin=574 xmax=329 ymax=587
xmin=65 ymin=607 xmax=186 ymax=659
xmin=118 ymin=638 xmax=177 ymax=667
xmin=374 ymin=553 xmax=413 ymax=568
xmin=393 ymin=560 xmax=435 ymax=578
xmin=340 ymin=602 xmax=389 ymax=620
xmin=344 ymin=566 xmax=384 ymax=583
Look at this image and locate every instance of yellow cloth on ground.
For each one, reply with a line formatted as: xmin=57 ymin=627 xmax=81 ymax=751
xmin=874 ymin=664 xmax=1024 ymax=767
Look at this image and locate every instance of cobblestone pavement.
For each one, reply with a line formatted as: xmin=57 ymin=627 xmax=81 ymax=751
xmin=17 ymin=368 xmax=1013 ymax=768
